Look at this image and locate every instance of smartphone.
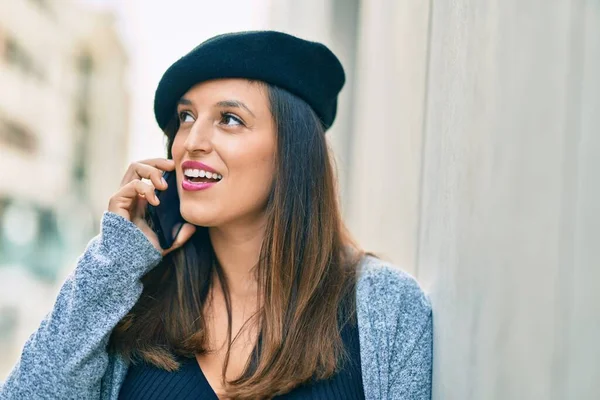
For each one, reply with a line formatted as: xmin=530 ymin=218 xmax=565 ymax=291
xmin=146 ymin=170 xmax=185 ymax=249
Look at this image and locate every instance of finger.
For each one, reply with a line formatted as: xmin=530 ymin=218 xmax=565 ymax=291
xmin=139 ymin=158 xmax=176 ymax=171
xmin=122 ymin=163 xmax=169 ymax=190
xmin=118 ymin=179 xmax=159 ymax=205
xmin=121 ymin=163 xmax=164 ymax=190
xmin=121 ymin=158 xmax=175 ymax=188
xmin=108 ymin=179 xmax=155 ymax=218
xmin=163 ymin=223 xmax=196 ymax=256
xmin=133 ymin=179 xmax=160 ymax=205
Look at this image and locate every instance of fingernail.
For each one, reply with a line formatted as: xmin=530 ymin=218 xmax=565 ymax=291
xmin=161 ymin=178 xmax=167 ymax=187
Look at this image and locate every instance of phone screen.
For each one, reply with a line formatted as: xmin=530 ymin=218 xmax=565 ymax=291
xmin=146 ymin=170 xmax=185 ymax=249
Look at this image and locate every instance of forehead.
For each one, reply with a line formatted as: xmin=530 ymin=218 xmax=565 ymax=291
xmin=182 ymin=78 xmax=268 ymax=106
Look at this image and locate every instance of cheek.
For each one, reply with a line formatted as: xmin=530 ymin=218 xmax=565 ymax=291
xmin=171 ymin=133 xmax=185 ymax=160
xmin=229 ymin=154 xmax=274 ymax=201
xmin=222 ymin=142 xmax=276 ymax=209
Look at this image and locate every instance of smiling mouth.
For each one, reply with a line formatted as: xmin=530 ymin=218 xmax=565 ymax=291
xmin=183 ymin=168 xmax=223 ymax=184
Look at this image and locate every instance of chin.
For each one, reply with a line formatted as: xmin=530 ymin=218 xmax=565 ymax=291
xmin=180 ymin=204 xmax=219 ymax=227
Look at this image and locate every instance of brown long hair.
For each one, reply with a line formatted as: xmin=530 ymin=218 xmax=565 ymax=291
xmin=109 ymin=84 xmax=363 ymax=399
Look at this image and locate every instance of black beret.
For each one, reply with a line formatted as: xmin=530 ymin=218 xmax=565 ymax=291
xmin=154 ymin=31 xmax=345 ymax=131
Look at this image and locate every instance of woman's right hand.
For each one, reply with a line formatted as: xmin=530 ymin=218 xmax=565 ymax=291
xmin=108 ymin=158 xmax=196 ymax=255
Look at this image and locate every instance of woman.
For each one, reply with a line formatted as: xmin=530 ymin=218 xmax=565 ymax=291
xmin=0 ymin=31 xmax=432 ymax=399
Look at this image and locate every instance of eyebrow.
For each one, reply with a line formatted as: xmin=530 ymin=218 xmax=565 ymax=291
xmin=216 ymin=100 xmax=255 ymax=117
xmin=177 ymin=98 xmax=256 ymax=118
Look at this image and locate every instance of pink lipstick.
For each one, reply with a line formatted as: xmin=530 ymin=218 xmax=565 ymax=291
xmin=181 ymin=160 xmax=222 ymax=192
xmin=181 ymin=160 xmax=219 ymax=173
xmin=182 ymin=180 xmax=217 ymax=191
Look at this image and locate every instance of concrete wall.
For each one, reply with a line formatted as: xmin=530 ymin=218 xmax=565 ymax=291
xmin=418 ymin=1 xmax=600 ymax=398
xmin=347 ymin=0 xmax=431 ymax=271
xmin=270 ymin=0 xmax=600 ymax=398
xmin=564 ymin=4 xmax=600 ymax=397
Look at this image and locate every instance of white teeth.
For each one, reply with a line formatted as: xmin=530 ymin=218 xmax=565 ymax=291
xmin=183 ymin=168 xmax=222 ymax=180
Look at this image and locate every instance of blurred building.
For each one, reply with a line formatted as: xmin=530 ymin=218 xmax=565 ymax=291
xmin=0 ymin=0 xmax=128 ymax=376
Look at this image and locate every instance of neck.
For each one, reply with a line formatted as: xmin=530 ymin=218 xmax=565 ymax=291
xmin=208 ymin=214 xmax=266 ymax=299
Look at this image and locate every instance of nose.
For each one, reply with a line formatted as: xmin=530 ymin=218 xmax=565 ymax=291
xmin=183 ymin=118 xmax=214 ymax=155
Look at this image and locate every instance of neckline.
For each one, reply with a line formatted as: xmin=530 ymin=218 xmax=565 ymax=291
xmin=181 ymin=356 xmax=220 ymax=399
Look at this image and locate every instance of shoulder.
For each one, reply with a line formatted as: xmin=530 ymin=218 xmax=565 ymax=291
xmin=356 ymin=255 xmax=431 ymax=318
xmin=354 ymin=256 xmax=433 ymax=394
xmin=355 ymin=255 xmax=432 ymax=343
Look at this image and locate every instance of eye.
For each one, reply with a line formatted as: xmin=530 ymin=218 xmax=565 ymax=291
xmin=220 ymin=112 xmax=244 ymax=127
xmin=178 ymin=111 xmax=195 ymax=123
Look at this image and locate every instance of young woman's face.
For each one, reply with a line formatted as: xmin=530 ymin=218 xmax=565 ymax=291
xmin=171 ymin=79 xmax=276 ymax=228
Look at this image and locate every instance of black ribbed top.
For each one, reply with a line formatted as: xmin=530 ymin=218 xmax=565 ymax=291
xmin=118 ymin=321 xmax=364 ymax=399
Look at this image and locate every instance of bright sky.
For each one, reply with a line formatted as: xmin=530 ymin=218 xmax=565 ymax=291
xmin=83 ymin=0 xmax=272 ymax=162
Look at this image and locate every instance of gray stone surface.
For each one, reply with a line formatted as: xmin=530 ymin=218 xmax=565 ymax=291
xmin=563 ymin=2 xmax=600 ymax=399
xmin=418 ymin=1 xmax=599 ymax=399
xmin=346 ymin=0 xmax=431 ymax=271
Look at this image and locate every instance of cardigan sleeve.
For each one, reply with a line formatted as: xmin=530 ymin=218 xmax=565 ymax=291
xmin=389 ymin=305 xmax=433 ymax=399
xmin=356 ymin=256 xmax=433 ymax=400
xmin=0 ymin=212 xmax=162 ymax=400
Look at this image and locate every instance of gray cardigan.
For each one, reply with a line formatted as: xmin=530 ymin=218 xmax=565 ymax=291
xmin=0 ymin=212 xmax=432 ymax=400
